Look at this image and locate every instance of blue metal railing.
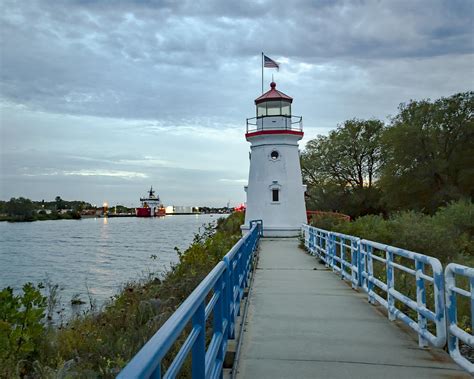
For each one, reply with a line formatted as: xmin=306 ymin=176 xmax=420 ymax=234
xmin=445 ymin=263 xmax=474 ymax=375
xmin=359 ymin=239 xmax=446 ymax=348
xmin=302 ymin=225 xmax=446 ymax=349
xmin=303 ymin=224 xmax=474 ymax=373
xmin=118 ymin=221 xmax=262 ymax=379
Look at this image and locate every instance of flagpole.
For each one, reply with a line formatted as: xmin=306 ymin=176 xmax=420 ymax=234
xmin=261 ymin=52 xmax=264 ymax=94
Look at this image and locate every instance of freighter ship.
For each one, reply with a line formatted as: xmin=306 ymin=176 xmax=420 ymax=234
xmin=136 ymin=186 xmax=166 ymax=217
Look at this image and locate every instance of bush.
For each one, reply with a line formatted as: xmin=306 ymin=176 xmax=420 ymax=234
xmin=313 ymin=200 xmax=473 ymax=265
xmin=0 ymin=284 xmax=47 ymax=377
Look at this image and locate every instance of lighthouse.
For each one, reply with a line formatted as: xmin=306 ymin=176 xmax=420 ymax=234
xmin=241 ymin=82 xmax=307 ymax=237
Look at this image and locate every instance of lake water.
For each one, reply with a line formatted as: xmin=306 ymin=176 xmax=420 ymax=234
xmin=0 ymin=215 xmax=222 ymax=313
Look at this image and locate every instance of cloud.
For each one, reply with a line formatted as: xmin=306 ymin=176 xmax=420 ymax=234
xmin=21 ymin=169 xmax=148 ymax=179
xmin=63 ymin=170 xmax=148 ymax=179
xmin=0 ymin=0 xmax=472 ymax=205
xmin=1 ymin=0 xmax=472 ymax=120
xmin=218 ymin=178 xmax=248 ymax=184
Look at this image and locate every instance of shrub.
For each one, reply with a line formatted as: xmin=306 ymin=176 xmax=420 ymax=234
xmin=0 ymin=284 xmax=47 ymax=378
xmin=313 ymin=200 xmax=473 ymax=265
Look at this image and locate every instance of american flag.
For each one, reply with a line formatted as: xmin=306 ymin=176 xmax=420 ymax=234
xmin=264 ymin=55 xmax=279 ymax=70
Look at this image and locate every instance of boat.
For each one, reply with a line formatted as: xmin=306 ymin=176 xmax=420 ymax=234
xmin=136 ymin=186 xmax=166 ymax=217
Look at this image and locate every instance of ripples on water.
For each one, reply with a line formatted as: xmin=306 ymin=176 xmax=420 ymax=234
xmin=0 ymin=215 xmax=223 ymax=312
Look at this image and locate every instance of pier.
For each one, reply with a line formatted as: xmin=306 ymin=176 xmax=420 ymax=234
xmin=117 ymin=222 xmax=474 ymax=378
xmin=235 ymin=238 xmax=466 ymax=378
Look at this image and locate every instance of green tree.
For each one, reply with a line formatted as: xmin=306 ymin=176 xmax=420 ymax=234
xmin=0 ymin=201 xmax=6 ymax=215
xmin=54 ymin=196 xmax=65 ymax=211
xmin=301 ymin=119 xmax=385 ymax=217
xmin=4 ymin=197 xmax=36 ymax=219
xmin=380 ymin=91 xmax=474 ymax=213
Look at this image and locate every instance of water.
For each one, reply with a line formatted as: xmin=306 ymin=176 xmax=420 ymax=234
xmin=0 ymin=215 xmax=222 ymax=312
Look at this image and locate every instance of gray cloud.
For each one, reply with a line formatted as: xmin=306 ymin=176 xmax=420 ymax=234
xmin=0 ymin=0 xmax=473 ymax=205
xmin=1 ymin=0 xmax=472 ymax=119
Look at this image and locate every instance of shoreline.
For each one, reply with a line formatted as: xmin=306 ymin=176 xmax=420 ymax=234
xmin=0 ymin=212 xmax=231 ymax=222
xmin=1 ymin=212 xmax=245 ymax=378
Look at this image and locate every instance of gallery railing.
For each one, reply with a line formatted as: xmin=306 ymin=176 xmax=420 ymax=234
xmin=246 ymin=115 xmax=303 ymax=134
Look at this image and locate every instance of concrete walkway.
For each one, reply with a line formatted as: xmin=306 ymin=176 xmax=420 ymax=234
xmin=235 ymin=238 xmax=468 ymax=379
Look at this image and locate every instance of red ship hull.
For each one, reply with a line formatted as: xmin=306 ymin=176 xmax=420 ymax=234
xmin=136 ymin=207 xmax=166 ymax=217
xmin=136 ymin=207 xmax=151 ymax=217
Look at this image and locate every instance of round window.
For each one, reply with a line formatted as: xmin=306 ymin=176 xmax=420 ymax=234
xmin=270 ymin=150 xmax=279 ymax=160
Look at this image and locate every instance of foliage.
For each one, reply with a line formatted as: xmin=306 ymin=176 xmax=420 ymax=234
xmin=54 ymin=196 xmax=65 ymax=211
xmin=0 ymin=197 xmax=83 ymax=222
xmin=0 ymin=284 xmax=47 ymax=377
xmin=302 ymin=118 xmax=385 ymax=189
xmin=302 ymin=119 xmax=385 ymax=217
xmin=380 ymin=91 xmax=474 ymax=213
xmin=302 ymin=92 xmax=473 ymax=218
xmin=308 ymin=212 xmax=350 ymax=231
xmin=3 ymin=198 xmax=36 ymax=220
xmin=311 ymin=200 xmax=473 ymax=265
xmin=0 ymin=212 xmax=245 ymax=378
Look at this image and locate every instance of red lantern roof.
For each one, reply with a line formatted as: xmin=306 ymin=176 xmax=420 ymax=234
xmin=255 ymin=82 xmax=293 ymax=104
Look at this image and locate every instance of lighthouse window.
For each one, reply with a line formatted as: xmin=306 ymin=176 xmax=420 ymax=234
xmin=270 ymin=150 xmax=279 ymax=160
xmin=281 ymin=102 xmax=291 ymax=116
xmin=257 ymin=103 xmax=266 ymax=117
xmin=272 ymin=189 xmax=279 ymax=202
xmin=267 ymin=101 xmax=281 ymax=116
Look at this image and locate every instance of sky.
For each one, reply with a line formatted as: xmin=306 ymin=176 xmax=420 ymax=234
xmin=0 ymin=0 xmax=473 ymax=207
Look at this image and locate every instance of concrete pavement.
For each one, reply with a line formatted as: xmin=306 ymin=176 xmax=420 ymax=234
xmin=235 ymin=238 xmax=468 ymax=379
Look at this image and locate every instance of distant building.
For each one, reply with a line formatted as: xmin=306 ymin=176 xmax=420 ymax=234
xmin=165 ymin=206 xmax=199 ymax=214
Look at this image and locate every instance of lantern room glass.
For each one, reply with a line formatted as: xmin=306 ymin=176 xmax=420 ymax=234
xmin=266 ymin=101 xmax=280 ymax=116
xmin=256 ymin=100 xmax=291 ymax=118
xmin=281 ymin=102 xmax=291 ymax=116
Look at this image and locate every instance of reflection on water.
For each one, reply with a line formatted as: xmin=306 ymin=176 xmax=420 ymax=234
xmin=0 ymin=215 xmax=220 ymax=311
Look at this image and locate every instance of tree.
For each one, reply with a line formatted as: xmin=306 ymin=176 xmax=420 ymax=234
xmin=54 ymin=196 xmax=65 ymax=211
xmin=301 ymin=119 xmax=385 ymax=217
xmin=4 ymin=198 xmax=35 ymax=219
xmin=302 ymin=119 xmax=385 ymax=189
xmin=380 ymin=91 xmax=474 ymax=213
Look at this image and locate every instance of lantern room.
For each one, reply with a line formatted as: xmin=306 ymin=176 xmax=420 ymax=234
xmin=256 ymin=82 xmax=292 ymax=117
xmin=246 ymin=82 xmax=303 ymax=137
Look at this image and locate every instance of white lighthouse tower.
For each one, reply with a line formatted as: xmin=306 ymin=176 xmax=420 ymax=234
xmin=241 ymin=82 xmax=307 ymax=237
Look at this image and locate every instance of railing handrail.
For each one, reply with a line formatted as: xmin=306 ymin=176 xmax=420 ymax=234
xmin=359 ymin=238 xmax=445 ymax=348
xmin=360 ymin=238 xmax=444 ymax=269
xmin=302 ymin=223 xmax=473 ymax=374
xmin=119 ymin=262 xmax=227 ymax=377
xmin=118 ymin=222 xmax=261 ymax=378
xmin=445 ymin=263 xmax=474 ymax=374
xmin=246 ymin=115 xmax=303 ymax=134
